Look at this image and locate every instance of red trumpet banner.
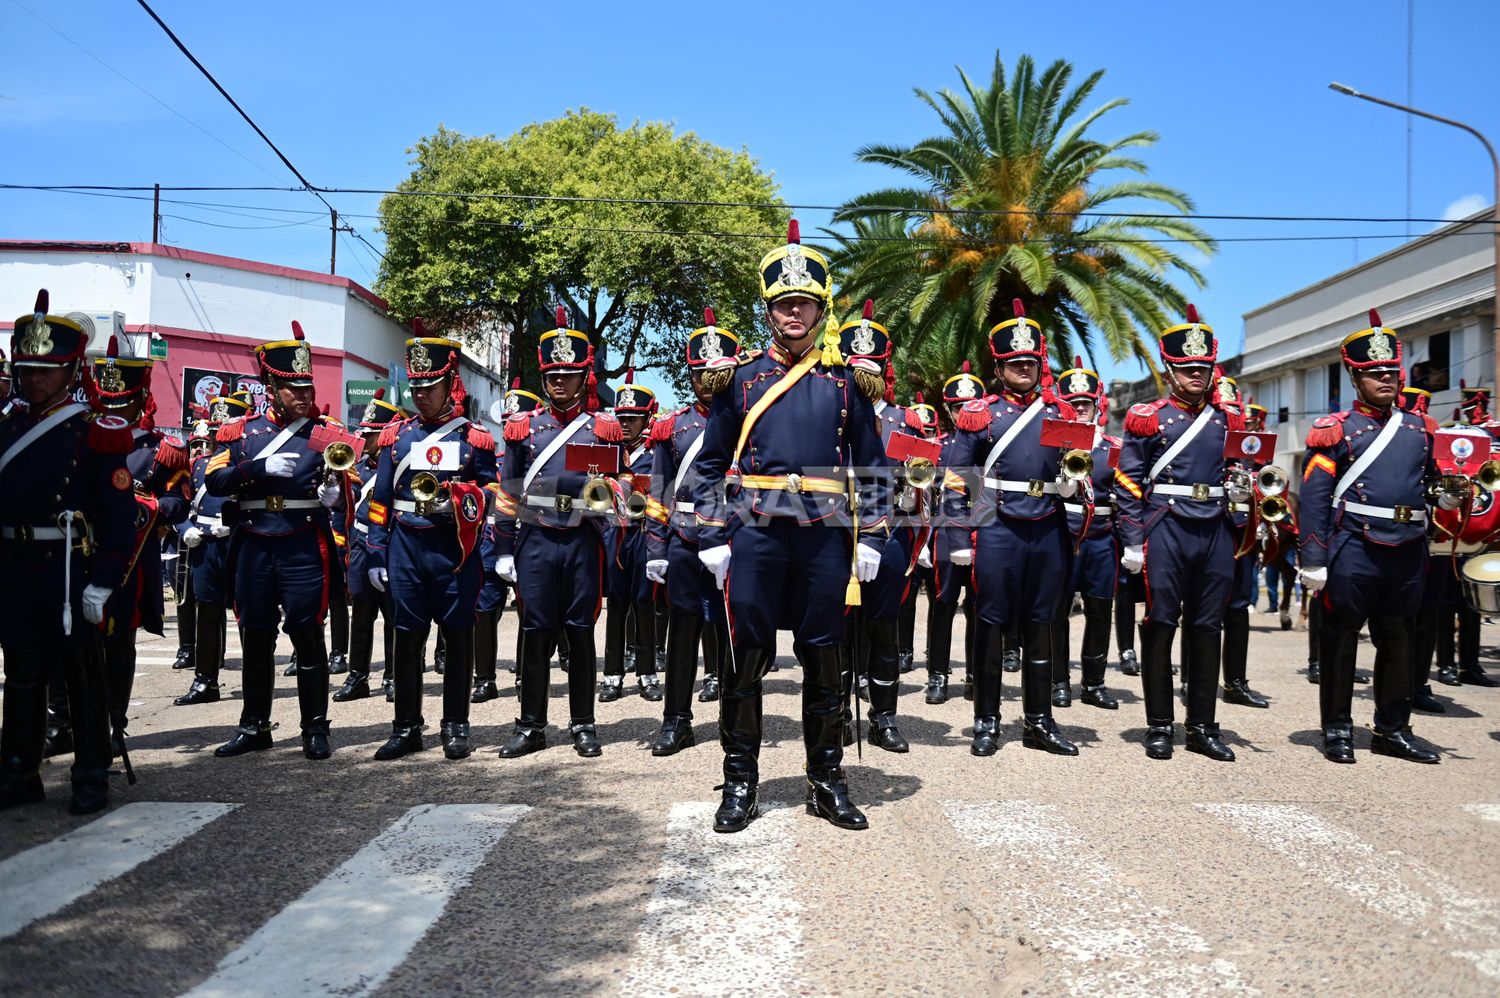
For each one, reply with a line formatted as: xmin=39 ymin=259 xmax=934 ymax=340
xmin=886 ymin=431 xmax=942 ymax=464
xmin=1433 ymin=429 xmax=1493 ymax=474
xmin=1039 ymin=419 xmax=1096 ymax=451
xmin=309 ymin=423 xmax=362 ymax=453
xmin=565 ymin=443 xmax=621 ymax=474
xmin=1224 ymin=431 xmax=1277 ymax=462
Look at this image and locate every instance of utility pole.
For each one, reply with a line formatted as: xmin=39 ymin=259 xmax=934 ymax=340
xmin=152 ymin=183 xmax=161 ymax=243
xmin=1329 ymin=83 xmax=1500 ymax=395
xmin=330 ymin=209 xmax=338 ymax=275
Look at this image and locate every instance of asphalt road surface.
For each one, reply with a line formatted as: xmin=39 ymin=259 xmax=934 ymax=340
xmin=3 ymin=601 xmax=1500 ymax=997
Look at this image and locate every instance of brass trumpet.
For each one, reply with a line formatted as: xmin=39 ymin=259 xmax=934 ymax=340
xmin=904 ymin=457 xmax=937 ymax=490
xmin=1060 ymin=448 xmax=1093 ymax=482
xmin=1256 ymin=464 xmax=1289 ymax=497
xmin=1478 ymin=459 xmax=1500 ymax=492
xmin=322 ymin=441 xmax=357 ymax=485
xmin=624 ymin=489 xmax=649 ymax=520
xmin=1259 ymin=494 xmax=1290 ymax=522
xmin=1427 ymin=473 xmax=1472 ymax=505
xmin=581 ymin=474 xmax=615 ymax=513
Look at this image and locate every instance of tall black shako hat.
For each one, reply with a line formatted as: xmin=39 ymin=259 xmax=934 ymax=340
xmin=12 ymin=289 xmax=89 ymax=368
xmin=1159 ymin=304 xmax=1217 ymax=368
xmin=92 ymin=334 xmax=152 ymax=408
xmin=358 ymin=387 xmax=405 ymax=430
xmin=1341 ymin=308 xmax=1402 ymax=372
xmin=613 ymin=369 xmax=658 ymax=416
xmin=257 ymin=320 xmax=315 ymax=386
xmin=687 ymin=307 xmax=740 ymax=368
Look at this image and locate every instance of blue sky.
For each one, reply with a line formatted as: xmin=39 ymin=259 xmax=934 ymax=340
xmin=3 ymin=0 xmax=1497 ymax=405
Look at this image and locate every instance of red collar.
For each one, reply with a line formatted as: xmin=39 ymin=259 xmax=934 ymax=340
xmin=548 ymin=401 xmax=583 ymax=422
xmin=693 ymin=401 xmax=710 ymax=417
xmin=1353 ymin=399 xmax=1392 ymax=418
xmin=1169 ymin=393 xmax=1206 ymax=413
xmin=1002 ymin=388 xmax=1037 ymax=406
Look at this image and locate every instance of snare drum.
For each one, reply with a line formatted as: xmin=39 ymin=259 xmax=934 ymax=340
xmin=1460 ymin=551 xmax=1500 ymax=614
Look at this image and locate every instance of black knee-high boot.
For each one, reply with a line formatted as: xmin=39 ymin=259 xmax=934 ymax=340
xmin=374 ymin=629 xmax=428 ymax=760
xmin=926 ymin=598 xmax=957 ymax=703
xmin=865 ymin=617 xmax=908 ymax=752
xmin=471 ymin=608 xmax=500 ymax=702
xmin=328 ymin=593 xmax=349 ymax=672
xmin=1221 ymin=607 xmax=1268 ymax=707
xmin=1184 ymin=628 xmax=1233 ymax=760
xmin=177 ymin=604 xmax=227 ymax=705
xmin=633 ymin=599 xmax=661 ymax=701
xmin=500 ymin=629 xmax=554 ymax=757
xmin=335 ymin=594 xmax=379 ymax=701
xmin=1140 ymin=622 xmax=1176 ymax=759
xmin=288 ymin=623 xmax=331 ymax=759
xmin=565 ymin=626 xmax=600 ymax=754
xmin=653 ymin=611 xmax=703 ymax=756
xmin=1115 ymin=584 xmax=1139 ymax=674
xmin=1079 ymin=595 xmax=1118 ymax=708
xmin=897 ymin=589 xmax=917 ymax=673
xmin=439 ymin=624 xmax=475 ymax=758
xmin=175 ymin=593 xmax=197 ymax=671
xmin=1049 ymin=600 xmax=1071 ymax=707
xmin=1022 ymin=618 xmax=1076 ymax=754
xmin=215 ymin=627 xmax=277 ymax=756
xmin=600 ymin=598 xmax=627 ymax=700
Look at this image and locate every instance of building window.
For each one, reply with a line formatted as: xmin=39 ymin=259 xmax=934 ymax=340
xmin=1304 ymin=365 xmax=1326 ymax=418
xmin=1326 ymin=362 xmax=1342 ymax=413
xmin=1410 ymin=332 xmax=1451 ymax=393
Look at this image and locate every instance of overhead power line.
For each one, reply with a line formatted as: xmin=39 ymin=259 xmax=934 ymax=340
xmin=2 ymin=183 xmax=1494 ymax=228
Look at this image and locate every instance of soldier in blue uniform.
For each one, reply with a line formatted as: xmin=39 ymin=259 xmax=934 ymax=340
xmin=0 ymin=347 xmax=19 ymax=420
xmin=173 ymin=393 xmax=251 ymax=706
xmin=600 ymin=370 xmax=664 ymax=703
xmin=943 ymin=300 xmax=1082 ymax=758
xmin=923 ymin=365 xmax=987 ymax=705
xmin=0 ymin=290 xmax=137 ymax=814
xmin=169 ymin=417 xmax=216 ymax=676
xmin=472 ymin=380 xmax=539 ymax=703
xmin=205 ymin=321 xmax=348 ymax=761
xmin=365 ymin=331 xmax=496 ymax=761
xmin=1048 ymin=358 xmax=1121 ymax=711
xmin=693 ymin=220 xmax=888 ymax=833
xmin=329 ymin=388 xmax=405 ymax=704
xmin=1116 ymin=306 xmax=1241 ymax=762
xmin=493 ymin=308 xmax=624 ymax=759
xmin=902 ymin=395 xmax=939 ymax=675
xmin=83 ymin=336 xmax=191 ymax=750
xmin=1299 ymin=311 xmax=1445 ymax=764
xmin=643 ymin=311 xmax=740 ymax=756
xmin=1216 ymin=376 xmax=1273 ymax=710
xmin=839 ymin=300 xmax=919 ymax=753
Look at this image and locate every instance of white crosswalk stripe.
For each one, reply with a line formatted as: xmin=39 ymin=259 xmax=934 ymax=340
xmin=619 ymin=802 xmax=806 ymax=998
xmin=1464 ymin=804 xmax=1500 ymax=824
xmin=181 ymin=803 xmax=529 ymax=998
xmin=944 ymin=800 xmax=1257 ymax=996
xmin=0 ymin=802 xmax=236 ymax=942
xmin=1200 ymin=803 xmax=1500 ymax=981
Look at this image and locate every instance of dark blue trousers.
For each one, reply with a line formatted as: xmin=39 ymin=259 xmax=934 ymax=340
xmin=234 ymin=529 xmax=335 ymax=631
xmin=726 ymin=518 xmax=850 ymax=649
xmin=514 ymin=524 xmax=605 ymax=631
xmin=1142 ymin=515 xmax=1234 ymax=630
xmin=973 ymin=515 xmax=1072 ymax=627
xmin=388 ymin=523 xmax=484 ymax=632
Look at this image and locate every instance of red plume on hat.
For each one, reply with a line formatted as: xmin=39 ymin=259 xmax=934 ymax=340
xmin=863 ymin=299 xmax=874 ymax=320
xmin=556 ymin=306 xmax=568 ymax=329
xmin=961 ymin=360 xmax=971 ymax=373
xmin=623 ymin=367 xmax=635 ymax=384
xmin=107 ymin=335 xmax=120 ymax=358
xmin=787 ymin=219 xmax=800 ymax=244
xmin=34 ymin=289 xmax=49 ymax=317
xmin=510 ymin=377 xmax=521 ymax=390
xmin=704 ymin=307 xmax=717 ymax=326
xmin=1186 ymin=304 xmax=1201 ymax=324
xmin=412 ymin=318 xmax=426 ymax=337
xmin=373 ymin=387 xmax=385 ymax=401
xmin=292 ymin=320 xmax=306 ymax=340
xmin=1369 ymin=308 xmax=1383 ymax=327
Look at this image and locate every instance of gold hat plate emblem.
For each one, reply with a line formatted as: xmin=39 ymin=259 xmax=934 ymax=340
xmin=98 ymin=363 xmax=126 ymax=393
xmin=1183 ymin=325 xmax=1209 ymax=357
xmin=1367 ymin=330 xmax=1394 ymax=361
xmin=699 ymin=328 xmax=724 ymax=361
xmin=1009 ymin=323 xmax=1035 ymax=353
xmin=18 ymin=317 xmax=53 ymax=356
xmin=550 ymin=333 xmax=577 ymax=364
xmin=292 ymin=344 xmax=313 ymax=374
xmin=409 ymin=340 xmax=433 ymax=372
xmin=1067 ymin=370 xmax=1092 ymax=395
xmin=955 ymin=377 xmax=977 ymax=399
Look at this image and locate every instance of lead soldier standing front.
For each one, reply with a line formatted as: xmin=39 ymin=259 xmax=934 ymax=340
xmin=694 ymin=220 xmax=888 ymax=833
xmin=1299 ymin=310 xmax=1444 ymax=765
xmin=1116 ymin=306 xmax=1240 ymax=763
xmin=0 ymin=290 xmax=136 ymax=814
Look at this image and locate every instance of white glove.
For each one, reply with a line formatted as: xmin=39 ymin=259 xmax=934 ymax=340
xmin=317 ymin=480 xmax=343 ymax=508
xmin=263 ymin=453 xmax=298 ymax=478
xmin=368 ymin=567 xmax=388 ymax=592
xmin=210 ymin=523 xmax=232 ymax=539
xmin=698 ymin=544 xmax=731 ymax=590
xmin=856 ymin=543 xmax=881 ymax=583
xmin=645 ymin=559 xmax=669 ymax=584
xmin=1056 ymin=475 xmax=1080 ymax=499
xmin=81 ymin=584 xmax=111 ymax=625
xmin=182 ymin=527 xmax=205 ymax=548
xmin=917 ymin=545 xmax=933 ymax=569
xmin=1121 ymin=545 xmax=1144 ymax=574
xmin=497 ymin=555 xmax=517 ymax=584
xmin=1300 ymin=566 xmax=1327 ymax=594
xmin=950 ymin=548 xmax=973 ymax=567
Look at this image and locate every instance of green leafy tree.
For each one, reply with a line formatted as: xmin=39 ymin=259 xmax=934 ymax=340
xmin=376 ymin=110 xmax=786 ymax=396
xmin=829 ymin=53 xmax=1216 ymax=403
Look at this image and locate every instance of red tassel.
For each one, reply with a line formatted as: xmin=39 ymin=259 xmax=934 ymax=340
xmin=592 ymin=412 xmax=622 ymax=443
xmin=1304 ymin=414 xmax=1347 ymax=449
xmin=1124 ymin=402 xmax=1162 ymax=437
xmin=509 ymin=378 xmax=520 ymax=391
xmin=954 ymin=401 xmax=990 ymax=432
xmin=155 ymin=436 xmax=188 ymax=470
xmin=465 ymin=422 xmax=495 ymax=451
xmin=373 ymin=387 xmax=386 ymax=401
xmin=649 ymin=413 xmax=676 ymax=443
xmin=377 ymin=420 xmax=402 ymax=449
xmin=216 ymin=418 xmax=245 ymax=443
xmin=503 ymin=413 xmax=532 ymax=442
xmin=88 ymin=416 xmax=134 ymax=453
xmin=904 ymin=407 xmax=925 ymax=431
xmin=1055 ymin=397 xmax=1078 ymax=421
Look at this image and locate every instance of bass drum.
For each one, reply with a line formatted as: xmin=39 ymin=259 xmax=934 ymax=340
xmin=1460 ymin=551 xmax=1500 ymax=614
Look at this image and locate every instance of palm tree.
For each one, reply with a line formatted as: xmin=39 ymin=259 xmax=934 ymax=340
xmin=828 ymin=52 xmax=1215 ymax=400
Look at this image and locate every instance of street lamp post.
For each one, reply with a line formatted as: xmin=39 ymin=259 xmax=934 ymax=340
xmin=1329 ymin=82 xmax=1500 ymax=396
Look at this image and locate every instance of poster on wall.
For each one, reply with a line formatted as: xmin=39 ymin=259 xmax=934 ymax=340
xmin=181 ymin=367 xmax=269 ymax=424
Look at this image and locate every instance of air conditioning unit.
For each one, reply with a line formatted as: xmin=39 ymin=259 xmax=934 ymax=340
xmin=66 ymin=310 xmax=129 ymax=356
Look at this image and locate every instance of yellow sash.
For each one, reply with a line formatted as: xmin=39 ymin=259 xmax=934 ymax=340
xmin=731 ymin=347 xmax=820 ymax=469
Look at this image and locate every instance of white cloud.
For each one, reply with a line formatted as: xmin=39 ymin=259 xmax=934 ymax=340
xmin=1442 ymin=193 xmax=1489 ymax=221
